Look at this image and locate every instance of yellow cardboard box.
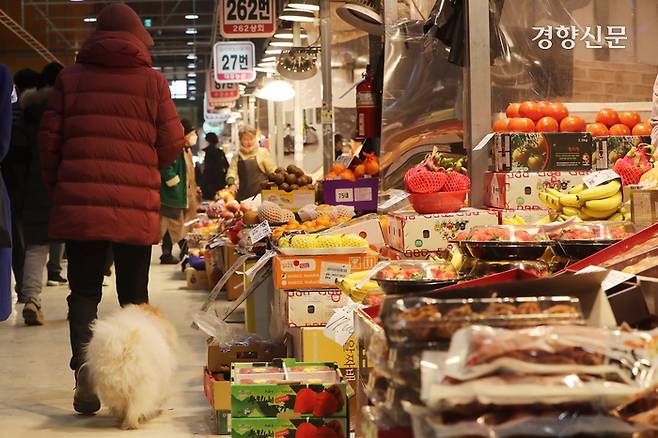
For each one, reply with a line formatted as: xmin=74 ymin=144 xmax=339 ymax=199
xmin=290 ymin=327 xmax=358 ymax=383
xmin=261 ymin=189 xmax=315 ymax=212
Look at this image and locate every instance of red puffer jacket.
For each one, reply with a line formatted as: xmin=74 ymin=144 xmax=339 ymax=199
xmin=39 ymin=31 xmax=183 ymax=245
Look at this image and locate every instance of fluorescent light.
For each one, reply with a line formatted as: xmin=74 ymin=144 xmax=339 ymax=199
xmin=280 ymin=8 xmax=315 ymax=22
xmin=189 ymin=96 xmax=196 ymax=101
xmin=265 ymin=48 xmax=283 ymax=55
xmin=187 ymin=53 xmax=197 ymax=60
xmin=261 ymin=56 xmax=277 ymax=62
xmin=187 ymin=63 xmax=196 ymax=69
xmin=187 ymin=78 xmax=196 ymax=84
xmin=258 ymin=62 xmax=277 ymax=67
xmin=269 ymin=37 xmax=293 ymax=47
xmin=255 ymin=79 xmax=295 ymax=101
xmin=287 ymin=0 xmax=319 ymax=11
xmin=187 ymin=72 xmax=197 ymax=77
xmin=187 ymin=41 xmax=195 ymax=46
xmin=189 ymin=85 xmax=197 ymax=91
xmin=254 ymin=66 xmax=276 ymax=73
xmin=70 ymin=0 xmax=84 ymax=2
xmin=83 ymin=17 xmax=96 ymax=23
xmin=185 ymin=14 xmax=199 ymax=20
xmin=185 ymin=27 xmax=198 ymax=35
xmin=274 ymin=27 xmax=308 ymax=39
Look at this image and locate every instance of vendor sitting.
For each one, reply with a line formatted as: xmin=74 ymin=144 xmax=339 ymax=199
xmin=227 ymin=125 xmax=277 ymax=201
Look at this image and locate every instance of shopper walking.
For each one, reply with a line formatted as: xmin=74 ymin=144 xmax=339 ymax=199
xmin=160 ymin=119 xmax=197 ymax=264
xmin=38 ymin=3 xmax=183 ymax=414
xmin=46 ymin=242 xmax=67 ymax=286
xmin=201 ymin=132 xmax=229 ymax=199
xmin=2 ymin=68 xmax=38 ymax=302
xmin=19 ymin=62 xmax=63 ymax=325
xmin=226 ymin=125 xmax=277 ymax=201
xmin=0 ymin=64 xmax=13 ymax=322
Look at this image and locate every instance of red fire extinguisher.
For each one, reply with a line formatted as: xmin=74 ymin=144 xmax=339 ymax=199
xmin=356 ymin=65 xmax=379 ymax=139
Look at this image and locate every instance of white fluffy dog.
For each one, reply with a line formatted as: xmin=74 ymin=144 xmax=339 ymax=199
xmin=85 ymin=304 xmax=177 ymax=429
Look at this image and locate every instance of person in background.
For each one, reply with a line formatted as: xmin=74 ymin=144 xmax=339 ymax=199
xmin=201 ymin=132 xmax=229 ymax=199
xmin=334 ymin=133 xmax=345 ymax=159
xmin=46 ymin=242 xmax=67 ymax=286
xmin=18 ymin=62 xmax=63 ymax=325
xmin=160 ymin=119 xmax=197 ymax=264
xmin=38 ymin=3 xmax=183 ymax=415
xmin=2 ymin=68 xmax=38 ymax=302
xmin=0 ymin=64 xmax=12 ymax=322
xmin=226 ymin=125 xmax=277 ymax=201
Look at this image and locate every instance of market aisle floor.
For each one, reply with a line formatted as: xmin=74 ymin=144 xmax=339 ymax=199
xmin=0 ymin=251 xmax=223 ymax=437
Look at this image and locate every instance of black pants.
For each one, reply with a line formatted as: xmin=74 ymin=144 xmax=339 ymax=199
xmin=66 ymin=240 xmax=151 ymax=371
xmin=11 ymin=215 xmax=24 ymax=295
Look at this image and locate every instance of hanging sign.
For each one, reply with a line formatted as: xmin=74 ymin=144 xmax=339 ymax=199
xmin=220 ymin=0 xmax=276 ymax=39
xmin=206 ymin=69 xmax=240 ymax=105
xmin=213 ymin=41 xmax=256 ymax=84
xmin=204 ymin=93 xmax=233 ymax=121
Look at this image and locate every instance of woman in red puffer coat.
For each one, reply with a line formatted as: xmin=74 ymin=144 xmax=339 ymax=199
xmin=38 ymin=3 xmax=183 ymax=414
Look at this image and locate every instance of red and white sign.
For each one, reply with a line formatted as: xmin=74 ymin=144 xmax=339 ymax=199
xmin=220 ymin=0 xmax=276 ymax=39
xmin=206 ymin=69 xmax=240 ymax=105
xmin=213 ymin=41 xmax=256 ymax=84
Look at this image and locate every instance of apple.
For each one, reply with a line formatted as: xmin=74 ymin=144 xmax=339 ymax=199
xmin=226 ymin=200 xmax=240 ymax=214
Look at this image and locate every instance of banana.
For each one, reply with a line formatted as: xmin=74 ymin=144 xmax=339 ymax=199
xmin=608 ymin=212 xmax=624 ymax=222
xmin=514 ymin=215 xmax=527 ymax=225
xmin=568 ymin=183 xmax=587 ymax=195
xmin=561 ymin=206 xmax=582 ymax=217
xmin=449 ymin=248 xmax=463 ymax=272
xmin=584 ymin=191 xmax=622 ymax=212
xmin=622 ymin=211 xmax=632 ymax=221
xmin=578 ymin=210 xmax=592 ymax=221
xmin=336 ymin=270 xmax=380 ymax=302
xmin=619 ymin=206 xmax=629 ymax=215
xmin=559 ymin=194 xmax=584 ymax=208
xmin=545 ymin=188 xmax=564 ymax=199
xmin=581 ymin=205 xmax=620 ymax=219
xmin=576 ymin=180 xmax=622 ymax=202
xmin=539 ymin=191 xmax=561 ymax=210
xmin=533 ymin=215 xmax=553 ymax=225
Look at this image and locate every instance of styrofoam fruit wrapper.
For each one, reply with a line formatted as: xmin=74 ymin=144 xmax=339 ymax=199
xmin=258 ymin=201 xmax=285 ymax=223
xmin=298 ymin=204 xmax=321 ymax=222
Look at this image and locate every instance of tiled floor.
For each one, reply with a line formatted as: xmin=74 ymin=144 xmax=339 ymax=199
xmin=0 ymin=251 xmax=220 ymax=437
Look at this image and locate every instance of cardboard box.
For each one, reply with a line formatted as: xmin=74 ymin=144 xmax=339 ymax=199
xmin=231 ymin=417 xmax=348 ymax=438
xmin=275 ymin=289 xmax=351 ymax=328
xmin=631 ymin=188 xmax=658 ymax=228
xmin=186 ymin=268 xmax=210 ymax=290
xmin=593 ymin=136 xmax=651 ymax=170
xmin=214 ymin=409 xmax=231 ymax=436
xmin=494 ymin=132 xmax=593 ymax=172
xmin=493 ymin=208 xmax=552 ymax=225
xmin=323 ymin=178 xmax=379 ymax=212
xmin=204 ymin=367 xmax=231 ymax=411
xmin=272 ymin=250 xmax=380 ymax=290
xmin=261 ymin=189 xmax=315 ymax=212
xmin=387 ymin=208 xmax=499 ymax=254
xmin=208 ymin=340 xmax=287 ymax=373
xmin=379 ymin=245 xmax=446 ymax=260
xmin=231 ymin=361 xmax=348 ymax=418
xmin=203 ymin=243 xmax=246 ymax=300
xmin=289 ymin=327 xmax=358 ymax=382
xmin=485 ymin=171 xmax=591 ymax=209
xmin=324 ymin=216 xmax=385 ymax=249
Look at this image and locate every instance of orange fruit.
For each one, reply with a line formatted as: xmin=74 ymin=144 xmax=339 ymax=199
xmin=339 ymin=169 xmax=357 ymax=181
xmin=619 ymin=111 xmax=641 ymax=129
xmin=535 ymin=116 xmax=559 ymax=132
xmin=537 ymin=101 xmax=551 ymax=116
xmin=518 ymin=101 xmax=543 ymax=122
xmin=632 ymin=122 xmax=652 ymax=136
xmin=492 ymin=118 xmax=511 ymax=132
xmin=325 ymin=171 xmax=338 ymax=180
xmin=609 ymin=123 xmax=631 ymax=136
xmin=544 ymin=102 xmax=569 ymax=122
xmin=506 ymin=103 xmax=521 ymax=118
xmin=586 ymin=123 xmax=609 ymax=137
xmin=595 ymin=108 xmax=620 ymax=128
xmin=559 ymin=116 xmax=586 ymax=132
xmin=331 ymin=163 xmax=346 ymax=174
xmin=508 ymin=118 xmax=535 ymax=132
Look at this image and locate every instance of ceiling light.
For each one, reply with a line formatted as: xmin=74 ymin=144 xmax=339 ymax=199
xmin=258 ymin=61 xmax=277 ymax=67
xmin=189 ymin=85 xmax=197 ymax=91
xmin=187 ymin=53 xmax=197 ymax=60
xmin=70 ymin=0 xmax=84 ymax=2
xmin=274 ymin=27 xmax=308 ymax=40
xmin=280 ymin=8 xmax=315 ymax=22
xmin=83 ymin=17 xmax=96 ymax=23
xmin=187 ymin=79 xmax=196 ymax=84
xmin=187 ymin=63 xmax=196 ymax=69
xmin=185 ymin=14 xmax=199 ymax=20
xmin=187 ymin=41 xmax=195 ymax=46
xmin=255 ymin=79 xmax=295 ymax=102
xmin=287 ymin=0 xmax=319 ymax=11
xmin=269 ymin=37 xmax=294 ymax=47
xmin=189 ymin=96 xmax=196 ymax=101
xmin=254 ymin=66 xmax=276 ymax=73
xmin=265 ymin=48 xmax=283 ymax=55
xmin=261 ymin=56 xmax=277 ymax=63
xmin=187 ymin=72 xmax=197 ymax=77
xmin=185 ymin=27 xmax=198 ymax=35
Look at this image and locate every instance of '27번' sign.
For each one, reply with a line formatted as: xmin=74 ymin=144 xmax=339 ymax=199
xmin=213 ymin=41 xmax=256 ymax=84
xmin=220 ymin=0 xmax=276 ymax=39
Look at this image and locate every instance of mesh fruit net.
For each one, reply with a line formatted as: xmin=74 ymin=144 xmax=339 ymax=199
xmin=613 ymin=160 xmax=649 ymax=186
xmin=404 ymin=168 xmax=447 ymax=193
xmin=443 ymin=172 xmax=471 ymax=192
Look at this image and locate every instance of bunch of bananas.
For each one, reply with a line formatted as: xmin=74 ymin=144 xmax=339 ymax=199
xmin=538 ymin=180 xmax=630 ymax=222
xmin=335 ymin=270 xmax=381 ymax=303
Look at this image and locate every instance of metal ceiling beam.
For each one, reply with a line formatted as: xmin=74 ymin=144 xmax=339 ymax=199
xmin=28 ymin=2 xmax=75 ymax=49
xmin=0 ymin=7 xmax=62 ymax=63
xmin=53 ymin=24 xmax=213 ymax=32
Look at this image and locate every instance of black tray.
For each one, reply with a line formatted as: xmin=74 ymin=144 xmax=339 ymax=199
xmin=465 ymin=241 xmax=552 ymax=261
xmin=556 ymin=239 xmax=619 ymax=260
xmin=448 ymin=240 xmax=472 ymax=257
xmin=374 ymin=278 xmax=460 ymax=294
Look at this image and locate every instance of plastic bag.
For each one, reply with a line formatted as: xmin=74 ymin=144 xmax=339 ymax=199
xmin=193 ymin=310 xmax=261 ymax=347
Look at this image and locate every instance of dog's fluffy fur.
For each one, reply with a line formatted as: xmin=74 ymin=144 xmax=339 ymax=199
xmin=85 ymin=304 xmax=177 ymax=429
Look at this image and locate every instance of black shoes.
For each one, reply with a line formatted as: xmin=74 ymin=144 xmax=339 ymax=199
xmin=47 ymin=273 xmax=68 ymax=286
xmin=160 ymin=253 xmax=179 ymax=265
xmin=73 ymin=363 xmax=101 ymax=415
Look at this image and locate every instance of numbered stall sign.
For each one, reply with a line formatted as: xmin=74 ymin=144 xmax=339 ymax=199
xmin=206 ymin=69 xmax=240 ymax=106
xmin=220 ymin=0 xmax=276 ymax=39
xmin=213 ymin=41 xmax=256 ymax=84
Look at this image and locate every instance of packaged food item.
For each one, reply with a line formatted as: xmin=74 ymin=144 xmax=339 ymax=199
xmin=381 ymin=296 xmax=583 ymax=344
xmin=464 ymin=225 xmax=553 ymax=261
xmin=469 ymin=260 xmax=549 ymax=279
xmin=373 ymin=260 xmax=460 ymax=293
xmin=556 ymin=221 xmax=635 ymax=259
xmin=277 ymin=233 xmax=369 ymax=255
xmin=612 ymin=385 xmax=658 ymax=429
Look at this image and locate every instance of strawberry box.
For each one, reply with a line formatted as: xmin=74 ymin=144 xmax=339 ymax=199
xmin=231 ymin=417 xmax=348 ymax=438
xmin=593 ymin=136 xmax=651 ymax=170
xmin=493 ymin=132 xmax=593 ymax=172
xmin=231 ymin=360 xmax=349 ymax=419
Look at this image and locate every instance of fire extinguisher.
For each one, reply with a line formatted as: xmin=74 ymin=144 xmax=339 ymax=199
xmin=356 ymin=65 xmax=379 ymax=139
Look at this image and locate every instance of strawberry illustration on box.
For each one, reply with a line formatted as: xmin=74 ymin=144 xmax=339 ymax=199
xmin=231 ymin=417 xmax=347 ymax=438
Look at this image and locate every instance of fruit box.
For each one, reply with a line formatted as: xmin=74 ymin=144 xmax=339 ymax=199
xmin=630 ymin=188 xmax=658 ymax=228
xmin=593 ymin=136 xmax=651 ymax=170
xmin=323 ymin=216 xmax=385 ymax=249
xmin=386 ymin=208 xmax=499 ymax=254
xmin=261 ymin=189 xmax=316 ymax=212
xmin=274 ymin=289 xmax=351 ymax=328
xmin=272 ymin=250 xmax=380 ymax=290
xmin=204 ymin=367 xmax=232 ymax=411
xmin=484 ymin=171 xmax=591 ymax=209
xmin=493 ymin=132 xmax=593 ymax=172
xmin=208 ymin=339 xmax=288 ymax=373
xmin=231 ymin=417 xmax=348 ymax=438
xmin=492 ymin=208 xmax=552 ymax=225
xmin=231 ymin=360 xmax=349 ymax=418
xmin=379 ymin=245 xmax=446 ymax=260
xmin=215 ymin=409 xmax=231 ymax=436
xmin=289 ymin=327 xmax=358 ymax=382
xmin=185 ymin=267 xmax=210 ymax=290
xmin=322 ymin=178 xmax=379 ymax=212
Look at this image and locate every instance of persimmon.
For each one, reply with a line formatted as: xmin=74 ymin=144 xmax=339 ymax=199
xmin=559 ymin=116 xmax=586 ymax=132
xmin=632 ymin=122 xmax=652 ymax=136
xmin=544 ymin=102 xmax=569 ymax=122
xmin=508 ymin=118 xmax=535 ymax=132
xmin=609 ymin=124 xmax=631 ymax=136
xmin=492 ymin=118 xmax=511 ymax=132
xmin=535 ymin=116 xmax=559 ymax=132
xmin=586 ymin=123 xmax=609 ymax=137
xmin=595 ymin=108 xmax=620 ymax=128
xmin=519 ymin=101 xmax=543 ymax=122
xmin=506 ymin=103 xmax=521 ymax=118
xmin=619 ymin=111 xmax=641 ymax=129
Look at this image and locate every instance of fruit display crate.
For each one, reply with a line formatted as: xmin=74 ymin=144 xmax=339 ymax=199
xmin=260 ymin=188 xmax=316 ymax=212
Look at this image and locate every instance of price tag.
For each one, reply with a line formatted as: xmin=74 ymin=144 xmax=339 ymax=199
xmin=208 ymin=239 xmax=224 ymax=249
xmin=220 ymin=0 xmax=276 ymax=39
xmin=213 ymin=41 xmax=256 ymax=84
xmin=319 ymin=262 xmax=350 ymax=285
xmin=583 ymin=169 xmax=620 ymax=188
xmin=248 ymin=221 xmax=271 ymax=245
xmin=378 ymin=191 xmax=410 ymax=210
xmin=335 ymin=188 xmax=354 ymax=202
xmin=324 ymin=302 xmax=366 ymax=346
xmin=576 ymin=265 xmax=635 ymax=291
xmin=206 ymin=70 xmax=239 ymax=106
xmin=354 ymin=187 xmax=373 ymax=202
xmin=334 ymin=155 xmax=355 ymax=169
